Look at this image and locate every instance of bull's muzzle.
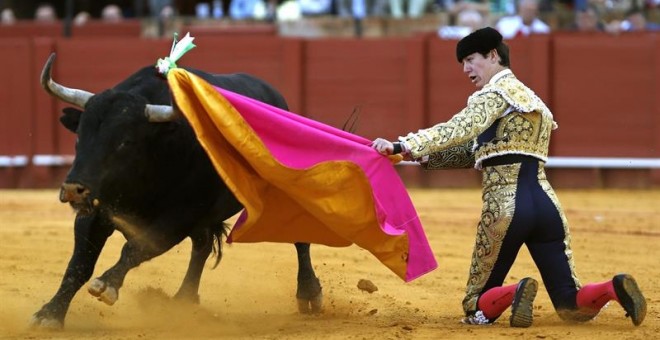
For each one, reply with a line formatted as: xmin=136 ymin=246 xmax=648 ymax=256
xmin=59 ymin=183 xmax=90 ymax=203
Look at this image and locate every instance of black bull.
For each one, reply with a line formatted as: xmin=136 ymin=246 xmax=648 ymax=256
xmin=31 ymin=53 xmax=323 ymax=328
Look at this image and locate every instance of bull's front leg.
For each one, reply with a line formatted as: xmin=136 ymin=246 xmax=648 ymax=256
xmin=88 ymin=236 xmax=177 ymax=306
xmin=295 ymin=242 xmax=323 ymax=314
xmin=31 ymin=213 xmax=114 ymax=329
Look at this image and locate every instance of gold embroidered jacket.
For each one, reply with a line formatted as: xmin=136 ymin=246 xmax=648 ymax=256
xmin=399 ymin=70 xmax=557 ymax=170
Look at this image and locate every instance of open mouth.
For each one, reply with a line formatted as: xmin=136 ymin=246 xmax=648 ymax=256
xmin=69 ymin=201 xmax=95 ymax=215
xmin=469 ymin=75 xmax=478 ymax=83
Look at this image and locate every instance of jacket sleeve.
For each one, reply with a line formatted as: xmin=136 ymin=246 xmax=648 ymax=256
xmin=420 ymin=139 xmax=476 ymax=170
xmin=399 ymin=92 xmax=508 ymax=160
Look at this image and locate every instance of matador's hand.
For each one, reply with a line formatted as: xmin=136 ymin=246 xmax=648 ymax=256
xmin=371 ymin=138 xmax=394 ymax=155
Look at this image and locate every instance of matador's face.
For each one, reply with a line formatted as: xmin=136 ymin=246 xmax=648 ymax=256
xmin=461 ymin=50 xmax=501 ymax=89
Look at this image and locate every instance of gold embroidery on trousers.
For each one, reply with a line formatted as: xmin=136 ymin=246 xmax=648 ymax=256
xmin=462 ymin=163 xmax=521 ymax=313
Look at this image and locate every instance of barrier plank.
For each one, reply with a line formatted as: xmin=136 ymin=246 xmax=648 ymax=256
xmin=0 ymin=21 xmax=62 ymax=38
xmin=0 ymin=39 xmax=32 ymax=187
xmin=303 ymin=38 xmax=425 ymax=140
xmin=552 ymin=33 xmax=655 ymax=157
xmin=71 ymin=20 xmax=142 ymax=38
xmin=182 ymin=36 xmax=291 ymax=97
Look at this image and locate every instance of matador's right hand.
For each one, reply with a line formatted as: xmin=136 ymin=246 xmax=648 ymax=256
xmin=371 ymin=138 xmax=394 ymax=155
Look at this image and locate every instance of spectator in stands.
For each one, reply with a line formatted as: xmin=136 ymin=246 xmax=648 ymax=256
xmin=101 ymin=4 xmax=124 ymax=22
xmin=230 ymin=0 xmax=265 ymax=19
xmin=438 ymin=8 xmax=485 ymax=39
xmin=73 ymin=10 xmax=91 ymax=25
xmin=34 ymin=2 xmax=57 ymax=22
xmin=495 ymin=0 xmax=551 ymax=39
xmin=1 ymin=7 xmax=16 ymax=25
xmin=389 ymin=0 xmax=430 ymax=18
xmin=573 ymin=4 xmax=606 ymax=31
xmin=444 ymin=0 xmax=516 ymax=20
xmin=297 ymin=0 xmax=333 ymax=16
xmin=149 ymin=0 xmax=174 ymax=19
xmin=619 ymin=7 xmax=660 ymax=31
xmin=446 ymin=0 xmax=491 ymax=20
xmin=335 ymin=0 xmax=389 ymax=18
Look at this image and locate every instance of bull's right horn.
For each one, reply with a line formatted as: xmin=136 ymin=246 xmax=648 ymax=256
xmin=41 ymin=53 xmax=93 ymax=108
xmin=145 ymin=104 xmax=177 ymax=122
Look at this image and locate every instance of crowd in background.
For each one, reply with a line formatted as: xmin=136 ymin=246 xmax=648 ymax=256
xmin=0 ymin=0 xmax=658 ymax=37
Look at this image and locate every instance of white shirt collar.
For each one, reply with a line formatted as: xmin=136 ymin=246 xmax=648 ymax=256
xmin=488 ymin=69 xmax=512 ymax=85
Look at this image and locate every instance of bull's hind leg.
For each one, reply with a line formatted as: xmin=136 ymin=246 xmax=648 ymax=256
xmin=173 ymin=228 xmax=218 ymax=304
xmin=295 ymin=242 xmax=323 ymax=313
xmin=88 ymin=237 xmax=179 ymax=306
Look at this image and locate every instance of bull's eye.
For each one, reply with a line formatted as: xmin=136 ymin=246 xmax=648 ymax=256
xmin=117 ymin=140 xmax=133 ymax=151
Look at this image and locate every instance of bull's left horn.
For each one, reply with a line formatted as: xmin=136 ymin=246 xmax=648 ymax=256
xmin=41 ymin=53 xmax=94 ymax=108
xmin=145 ymin=104 xmax=177 ymax=122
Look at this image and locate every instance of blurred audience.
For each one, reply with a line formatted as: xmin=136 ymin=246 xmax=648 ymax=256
xmin=1 ymin=7 xmax=16 ymax=25
xmin=573 ymin=4 xmax=606 ymax=31
xmin=438 ymin=8 xmax=484 ymax=39
xmin=335 ymin=0 xmax=389 ymax=17
xmin=496 ymin=0 xmax=550 ymax=39
xmin=298 ymin=0 xmax=333 ymax=16
xmin=446 ymin=0 xmax=491 ymax=20
xmin=101 ymin=4 xmax=124 ymax=22
xmin=389 ymin=0 xmax=430 ymax=18
xmin=149 ymin=0 xmax=175 ymax=19
xmin=34 ymin=2 xmax=57 ymax=22
xmin=606 ymin=7 xmax=660 ymax=33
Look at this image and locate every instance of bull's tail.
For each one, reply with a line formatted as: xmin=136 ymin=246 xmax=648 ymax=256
xmin=210 ymin=222 xmax=230 ymax=269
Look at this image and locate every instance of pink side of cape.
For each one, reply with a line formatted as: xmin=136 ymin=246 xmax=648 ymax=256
xmin=217 ymin=87 xmax=437 ymax=281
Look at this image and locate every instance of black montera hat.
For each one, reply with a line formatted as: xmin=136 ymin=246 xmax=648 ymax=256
xmin=456 ymin=27 xmax=503 ymax=63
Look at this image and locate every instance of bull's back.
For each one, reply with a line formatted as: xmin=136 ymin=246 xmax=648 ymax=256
xmin=188 ymin=69 xmax=289 ymax=111
xmin=114 ymin=66 xmax=288 ymax=111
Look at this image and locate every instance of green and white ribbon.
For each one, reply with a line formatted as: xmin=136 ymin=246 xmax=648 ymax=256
xmin=155 ymin=32 xmax=196 ymax=76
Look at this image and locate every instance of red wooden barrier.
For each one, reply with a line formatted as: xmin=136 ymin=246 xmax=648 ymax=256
xmin=184 ymin=23 xmax=277 ymax=37
xmin=71 ymin=20 xmax=142 ymax=38
xmin=551 ymin=32 xmax=656 ymax=157
xmin=0 ymin=32 xmax=658 ymax=189
xmin=182 ymin=36 xmax=302 ymax=112
xmin=303 ymin=37 xmax=430 ymax=185
xmin=0 ymin=39 xmax=32 ymax=187
xmin=549 ymin=32 xmax=658 ymax=188
xmin=654 ymin=34 xmax=660 ymax=186
xmin=0 ymin=21 xmax=62 ymax=38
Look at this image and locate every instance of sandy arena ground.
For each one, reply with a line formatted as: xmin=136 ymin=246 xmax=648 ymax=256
xmin=0 ymin=188 xmax=658 ymax=339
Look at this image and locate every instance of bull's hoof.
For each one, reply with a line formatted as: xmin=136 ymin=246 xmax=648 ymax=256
xmin=297 ymin=292 xmax=323 ymax=314
xmin=29 ymin=314 xmax=63 ymax=330
xmin=88 ymin=278 xmax=118 ymax=306
xmin=173 ymin=291 xmax=200 ymax=304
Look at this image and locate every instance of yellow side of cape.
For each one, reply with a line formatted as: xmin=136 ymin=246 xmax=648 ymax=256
xmin=167 ymin=69 xmax=409 ymax=280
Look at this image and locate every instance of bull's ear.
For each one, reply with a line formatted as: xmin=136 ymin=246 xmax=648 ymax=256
xmin=60 ymin=107 xmax=82 ymax=132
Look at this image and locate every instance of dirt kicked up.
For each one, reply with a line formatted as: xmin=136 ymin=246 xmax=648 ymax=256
xmin=0 ymin=188 xmax=658 ymax=339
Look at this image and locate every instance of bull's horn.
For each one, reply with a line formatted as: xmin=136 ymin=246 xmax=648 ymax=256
xmin=145 ymin=104 xmax=177 ymax=122
xmin=40 ymin=53 xmax=94 ymax=108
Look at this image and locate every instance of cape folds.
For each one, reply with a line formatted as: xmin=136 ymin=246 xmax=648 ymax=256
xmin=167 ymin=69 xmax=437 ymax=282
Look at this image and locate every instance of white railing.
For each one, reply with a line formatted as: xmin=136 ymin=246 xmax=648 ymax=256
xmin=398 ymin=156 xmax=660 ymax=169
xmin=1 ymin=155 xmax=659 ymax=169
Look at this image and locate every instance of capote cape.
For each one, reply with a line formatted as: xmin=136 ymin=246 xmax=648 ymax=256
xmin=167 ymin=69 xmax=437 ymax=282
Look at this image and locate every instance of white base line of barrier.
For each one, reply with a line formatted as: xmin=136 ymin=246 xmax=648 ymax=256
xmin=31 ymin=155 xmax=76 ymax=166
xmin=398 ymin=157 xmax=660 ymax=169
xmin=1 ymin=155 xmax=659 ymax=169
xmin=0 ymin=155 xmax=28 ymax=167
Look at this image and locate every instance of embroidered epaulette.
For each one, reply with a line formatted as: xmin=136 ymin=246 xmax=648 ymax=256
xmin=471 ymin=74 xmax=557 ymax=129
